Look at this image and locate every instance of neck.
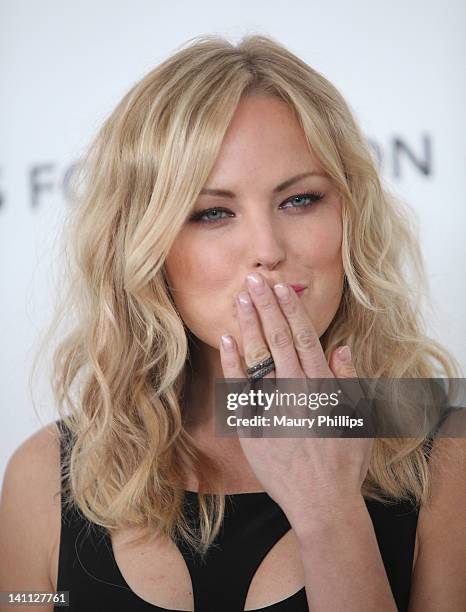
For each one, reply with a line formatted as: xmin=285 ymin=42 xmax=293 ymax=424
xmin=182 ymin=337 xmax=225 ymax=434
xmin=181 ymin=336 xmax=265 ymax=493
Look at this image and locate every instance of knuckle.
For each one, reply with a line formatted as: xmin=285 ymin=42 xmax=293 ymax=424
xmin=242 ymin=310 xmax=257 ymax=323
xmin=294 ymin=328 xmax=318 ymax=350
xmin=283 ymin=299 xmax=299 ymax=316
xmin=269 ymin=327 xmax=293 ymax=349
xmin=246 ymin=345 xmax=270 ymax=365
xmin=260 ymin=299 xmax=276 ymax=312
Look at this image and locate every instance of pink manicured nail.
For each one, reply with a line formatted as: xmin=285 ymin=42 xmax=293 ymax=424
xmin=273 ymin=283 xmax=290 ymax=302
xmin=237 ymin=291 xmax=253 ymax=310
xmin=246 ymin=273 xmax=265 ymax=293
xmin=221 ymin=335 xmax=235 ymax=351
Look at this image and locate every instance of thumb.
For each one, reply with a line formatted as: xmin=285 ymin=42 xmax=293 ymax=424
xmin=329 ymin=345 xmax=357 ymax=378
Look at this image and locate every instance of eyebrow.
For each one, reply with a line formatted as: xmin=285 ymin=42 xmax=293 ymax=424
xmin=199 ymin=171 xmax=327 ymax=198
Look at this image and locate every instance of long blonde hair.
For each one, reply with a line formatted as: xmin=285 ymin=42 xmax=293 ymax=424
xmin=33 ymin=33 xmax=462 ymax=555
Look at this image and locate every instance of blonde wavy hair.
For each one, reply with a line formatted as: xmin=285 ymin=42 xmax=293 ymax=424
xmin=33 ymin=33 xmax=462 ymax=555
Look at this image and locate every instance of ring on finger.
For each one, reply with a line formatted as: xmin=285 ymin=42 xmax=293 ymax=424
xmin=246 ymin=353 xmax=276 ymax=381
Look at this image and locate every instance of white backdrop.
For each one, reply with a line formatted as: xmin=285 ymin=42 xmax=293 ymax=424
xmin=1 ymin=0 xmax=465 ymax=483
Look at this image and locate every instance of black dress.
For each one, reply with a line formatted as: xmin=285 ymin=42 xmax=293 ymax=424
xmin=54 ymin=418 xmax=420 ymax=611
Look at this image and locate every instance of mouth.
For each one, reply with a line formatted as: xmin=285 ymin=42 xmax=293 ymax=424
xmin=290 ymin=284 xmax=307 ymax=297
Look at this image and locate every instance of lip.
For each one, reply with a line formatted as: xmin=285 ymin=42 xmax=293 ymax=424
xmin=290 ymin=284 xmax=306 ymax=292
xmin=290 ymin=284 xmax=307 ymax=296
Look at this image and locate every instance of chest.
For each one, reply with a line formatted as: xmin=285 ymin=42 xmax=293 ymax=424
xmin=109 ymin=523 xmax=306 ymax=610
xmin=50 ymin=500 xmax=419 ymax=611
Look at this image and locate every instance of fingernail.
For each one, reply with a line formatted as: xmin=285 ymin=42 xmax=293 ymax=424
xmin=246 ymin=273 xmax=265 ymax=293
xmin=273 ymin=283 xmax=290 ymax=302
xmin=221 ymin=335 xmax=235 ymax=351
xmin=237 ymin=291 xmax=253 ymax=310
xmin=338 ymin=345 xmax=351 ymax=362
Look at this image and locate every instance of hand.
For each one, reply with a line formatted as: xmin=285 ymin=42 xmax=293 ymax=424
xmin=219 ymin=272 xmax=374 ymax=532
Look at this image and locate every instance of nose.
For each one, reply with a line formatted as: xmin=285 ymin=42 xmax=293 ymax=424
xmin=248 ymin=217 xmax=286 ymax=270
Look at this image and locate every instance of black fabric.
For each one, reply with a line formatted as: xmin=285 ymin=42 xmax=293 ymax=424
xmin=54 ymin=418 xmax=421 ymax=611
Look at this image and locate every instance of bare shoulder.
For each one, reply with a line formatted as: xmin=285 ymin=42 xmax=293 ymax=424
xmin=409 ymin=437 xmax=466 ymax=611
xmin=0 ymin=421 xmax=62 ymax=603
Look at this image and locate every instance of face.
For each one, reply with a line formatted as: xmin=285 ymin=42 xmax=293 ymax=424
xmin=164 ymin=95 xmax=344 ymax=363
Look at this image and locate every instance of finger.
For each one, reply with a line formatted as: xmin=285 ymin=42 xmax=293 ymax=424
xmin=329 ymin=346 xmax=364 ymax=406
xmin=219 ymin=334 xmax=248 ymax=412
xmin=236 ymin=289 xmax=276 ymax=379
xmin=328 ymin=345 xmax=361 ymax=403
xmin=270 ymin=281 xmax=331 ymax=378
xmin=219 ymin=334 xmax=245 ymax=380
xmin=329 ymin=345 xmax=375 ymax=436
xmin=328 ymin=345 xmax=357 ymax=378
xmin=219 ymin=334 xmax=250 ymax=431
xmin=245 ymin=273 xmax=302 ymax=377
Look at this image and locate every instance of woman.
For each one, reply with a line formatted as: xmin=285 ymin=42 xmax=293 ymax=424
xmin=1 ymin=34 xmax=465 ymax=612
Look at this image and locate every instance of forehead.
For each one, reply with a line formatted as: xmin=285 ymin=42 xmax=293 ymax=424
xmin=205 ymin=95 xmax=324 ymax=186
xmin=221 ymin=95 xmax=311 ymax=152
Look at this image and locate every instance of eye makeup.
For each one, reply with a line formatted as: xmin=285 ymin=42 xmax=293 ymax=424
xmin=188 ymin=190 xmax=325 ymax=225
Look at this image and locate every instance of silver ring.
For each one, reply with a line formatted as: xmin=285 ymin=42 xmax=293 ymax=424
xmin=247 ymin=355 xmax=276 ymax=381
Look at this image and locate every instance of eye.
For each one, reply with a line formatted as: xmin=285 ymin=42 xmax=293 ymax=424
xmin=189 ymin=207 xmax=234 ymax=223
xmin=189 ymin=191 xmax=325 ymax=225
xmin=279 ymin=191 xmax=325 ymax=211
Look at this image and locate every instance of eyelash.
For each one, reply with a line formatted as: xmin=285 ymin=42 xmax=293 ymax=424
xmin=189 ymin=191 xmax=325 ymax=225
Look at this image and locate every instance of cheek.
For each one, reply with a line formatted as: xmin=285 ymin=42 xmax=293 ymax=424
xmin=299 ymin=208 xmax=343 ymax=274
xmin=164 ymin=237 xmax=234 ymax=330
xmin=167 ymin=240 xmax=232 ymax=290
xmin=297 ymin=212 xmax=344 ymax=334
